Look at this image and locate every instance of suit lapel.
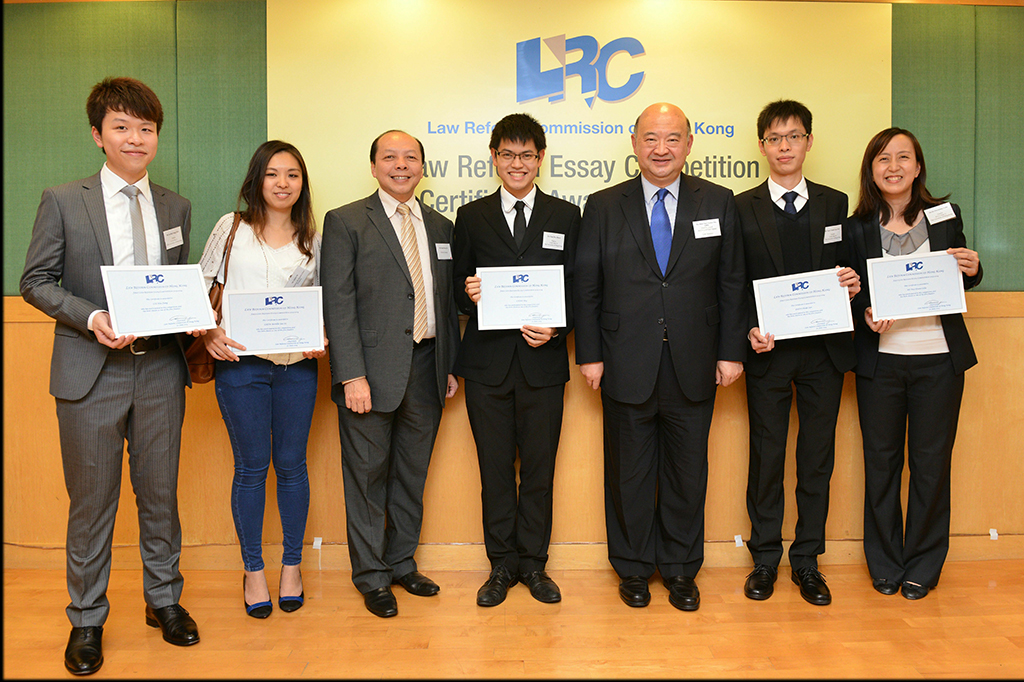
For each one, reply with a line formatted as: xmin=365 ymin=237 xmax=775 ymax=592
xmin=367 ymin=193 xmax=413 ymax=286
xmin=665 ymin=175 xmax=698 ymax=275
xmin=481 ymin=190 xmax=518 ymax=253
xmin=808 ymin=181 xmax=826 ymax=269
xmin=926 ymin=218 xmax=951 ymax=251
xmin=752 ymin=181 xmax=785 ymax=274
xmin=622 ymin=178 xmax=663 ymax=277
xmin=866 ymin=215 xmax=884 ymax=259
xmin=520 ymin=188 xmax=553 ymax=253
xmin=81 ymin=174 xmax=115 ymax=267
xmin=152 ymin=184 xmax=174 ymax=265
xmin=421 ymin=203 xmax=449 ymax=296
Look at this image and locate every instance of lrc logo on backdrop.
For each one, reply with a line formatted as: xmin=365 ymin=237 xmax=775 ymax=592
xmin=516 ymin=35 xmax=645 ymax=108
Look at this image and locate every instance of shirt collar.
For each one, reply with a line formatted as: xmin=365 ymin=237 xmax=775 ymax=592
xmin=100 ymin=163 xmax=152 ymax=203
xmin=378 ymin=188 xmax=423 ymax=221
xmin=640 ymin=174 xmax=680 ymax=205
xmin=767 ymin=175 xmax=808 ymax=204
xmin=499 ymin=184 xmax=537 ymax=214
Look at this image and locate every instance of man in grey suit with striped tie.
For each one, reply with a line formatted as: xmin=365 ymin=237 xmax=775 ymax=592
xmin=20 ymin=77 xmax=200 ymax=676
xmin=321 ymin=130 xmax=460 ymax=618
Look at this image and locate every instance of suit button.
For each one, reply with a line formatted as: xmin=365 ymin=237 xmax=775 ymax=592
xmin=518 ymin=256 xmax=524 ymax=261
xmin=657 ymin=318 xmax=664 ymax=325
xmin=408 ymin=293 xmax=414 ymax=300
xmin=405 ymin=329 xmax=412 ymax=335
xmin=662 ymin=281 xmax=669 ymax=288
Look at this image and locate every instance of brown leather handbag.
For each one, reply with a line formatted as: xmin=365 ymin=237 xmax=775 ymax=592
xmin=185 ymin=212 xmax=241 ymax=384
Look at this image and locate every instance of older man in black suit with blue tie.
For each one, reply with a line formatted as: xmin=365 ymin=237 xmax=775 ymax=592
xmin=574 ymin=102 xmax=748 ymax=611
xmin=21 ymin=77 xmax=200 ymax=676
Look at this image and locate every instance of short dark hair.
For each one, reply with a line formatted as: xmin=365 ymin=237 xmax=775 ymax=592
xmin=237 ymin=140 xmax=317 ymax=258
xmin=86 ymin=77 xmax=164 ymax=134
xmin=489 ymin=113 xmax=547 ymax=152
xmin=756 ymin=99 xmax=812 ymax=140
xmin=852 ymin=127 xmax=949 ymax=226
xmin=370 ymin=130 xmax=425 ymax=165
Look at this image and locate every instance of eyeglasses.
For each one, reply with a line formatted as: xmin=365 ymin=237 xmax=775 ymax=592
xmin=495 ymin=150 xmax=540 ymax=162
xmin=760 ymin=133 xmax=809 ymax=147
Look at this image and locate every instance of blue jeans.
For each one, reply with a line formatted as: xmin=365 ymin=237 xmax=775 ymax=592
xmin=215 ymin=356 xmax=316 ymax=571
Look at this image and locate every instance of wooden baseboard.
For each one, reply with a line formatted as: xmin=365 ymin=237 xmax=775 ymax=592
xmin=6 ymin=535 xmax=1022 ymax=571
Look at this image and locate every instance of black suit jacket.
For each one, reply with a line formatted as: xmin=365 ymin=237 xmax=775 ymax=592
xmin=574 ymin=174 xmax=747 ymax=404
xmin=453 ymin=188 xmax=581 ymax=388
xmin=846 ymin=202 xmax=982 ymax=378
xmin=736 ymin=179 xmax=855 ymax=377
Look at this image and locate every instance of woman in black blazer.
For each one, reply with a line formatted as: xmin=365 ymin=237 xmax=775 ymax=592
xmin=845 ymin=128 xmax=982 ymax=600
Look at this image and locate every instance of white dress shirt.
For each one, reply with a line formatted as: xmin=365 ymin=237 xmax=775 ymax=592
xmin=640 ymin=174 xmax=681 ymax=234
xmin=767 ymin=175 xmax=809 ymax=213
xmin=499 ymin=184 xmax=537 ymax=235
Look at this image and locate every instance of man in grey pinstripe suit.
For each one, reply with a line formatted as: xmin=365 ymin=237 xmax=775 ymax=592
xmin=20 ymin=77 xmax=200 ymax=676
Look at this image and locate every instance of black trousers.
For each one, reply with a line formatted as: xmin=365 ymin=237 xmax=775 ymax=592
xmin=602 ymin=342 xmax=716 ymax=580
xmin=856 ymin=352 xmax=964 ymax=588
xmin=465 ymin=349 xmax=565 ymax=574
xmin=745 ymin=342 xmax=844 ymax=570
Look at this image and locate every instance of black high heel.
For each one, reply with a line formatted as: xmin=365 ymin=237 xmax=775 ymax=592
xmin=244 ymin=574 xmax=272 ymax=619
xmin=278 ymin=567 xmax=304 ymax=613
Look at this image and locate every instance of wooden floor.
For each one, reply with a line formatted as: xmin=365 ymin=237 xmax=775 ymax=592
xmin=5 ymin=560 xmax=1024 ymax=679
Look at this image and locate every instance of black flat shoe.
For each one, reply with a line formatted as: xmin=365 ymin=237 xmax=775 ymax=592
xmin=244 ymin=574 xmax=272 ymax=619
xmin=520 ymin=570 xmax=561 ymax=603
xmin=663 ymin=575 xmax=700 ymax=611
xmin=363 ymin=585 xmax=398 ymax=618
xmin=791 ymin=566 xmax=832 ymax=606
xmin=145 ymin=604 xmax=200 ymax=645
xmin=744 ymin=564 xmax=777 ymax=601
xmin=872 ymin=578 xmax=900 ymax=595
xmin=64 ymin=626 xmax=103 ymax=675
xmin=901 ymin=581 xmax=931 ymax=600
xmin=477 ymin=565 xmax=517 ymax=607
xmin=393 ymin=570 xmax=440 ymax=597
xmin=618 ymin=575 xmax=651 ymax=608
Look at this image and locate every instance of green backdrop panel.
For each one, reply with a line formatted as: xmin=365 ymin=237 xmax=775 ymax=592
xmin=175 ymin=0 xmax=268 ymax=256
xmin=974 ymin=6 xmax=1024 ymax=292
xmin=3 ymin=1 xmax=179 ymax=295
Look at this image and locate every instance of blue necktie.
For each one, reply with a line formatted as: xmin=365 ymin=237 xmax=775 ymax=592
xmin=651 ymin=187 xmax=671 ymax=275
xmin=783 ymin=190 xmax=798 ymax=215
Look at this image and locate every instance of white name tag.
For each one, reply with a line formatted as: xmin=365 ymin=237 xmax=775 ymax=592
xmin=542 ymin=231 xmax=565 ymax=250
xmin=435 ymin=243 xmax=452 ymax=260
xmin=924 ymin=202 xmax=956 ymax=224
xmin=692 ymin=218 xmax=721 ymax=239
xmin=162 ymin=226 xmax=184 ymax=249
xmin=823 ymin=224 xmax=842 ymax=244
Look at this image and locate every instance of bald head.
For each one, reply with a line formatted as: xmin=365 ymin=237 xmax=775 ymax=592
xmin=632 ymin=103 xmax=693 ymax=187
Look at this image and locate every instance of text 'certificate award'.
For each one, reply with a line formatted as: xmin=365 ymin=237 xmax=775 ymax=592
xmin=477 ymin=265 xmax=566 ymax=331
xmin=753 ymin=268 xmax=854 ymax=341
xmin=100 ymin=264 xmax=217 ymax=337
xmin=222 ymin=287 xmax=324 ymax=355
xmin=866 ymin=252 xmax=966 ymax=321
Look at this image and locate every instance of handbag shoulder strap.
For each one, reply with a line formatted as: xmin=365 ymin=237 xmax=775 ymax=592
xmin=220 ymin=212 xmax=242 ymax=284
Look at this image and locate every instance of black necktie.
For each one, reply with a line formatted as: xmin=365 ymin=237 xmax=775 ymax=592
xmin=513 ymin=200 xmax=526 ymax=248
xmin=783 ymin=191 xmax=798 ymax=215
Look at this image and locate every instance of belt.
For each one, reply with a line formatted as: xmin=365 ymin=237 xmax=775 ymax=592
xmin=414 ymin=337 xmax=436 ymax=347
xmin=117 ymin=334 xmax=175 ymax=355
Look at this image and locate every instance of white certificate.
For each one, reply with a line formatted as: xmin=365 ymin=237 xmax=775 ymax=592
xmin=753 ymin=268 xmax=854 ymax=341
xmin=867 ymin=252 xmax=967 ymax=321
xmin=477 ymin=265 xmax=566 ymax=331
xmin=100 ymin=264 xmax=217 ymax=337
xmin=222 ymin=287 xmax=324 ymax=355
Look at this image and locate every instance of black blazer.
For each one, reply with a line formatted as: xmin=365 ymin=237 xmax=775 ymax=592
xmin=574 ymin=174 xmax=747 ymax=404
xmin=452 ymin=188 xmax=581 ymax=388
xmin=846 ymin=203 xmax=982 ymax=378
xmin=736 ymin=179 xmax=855 ymax=377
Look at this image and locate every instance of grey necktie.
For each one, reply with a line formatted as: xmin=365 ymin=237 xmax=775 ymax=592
xmin=121 ymin=185 xmax=147 ymax=265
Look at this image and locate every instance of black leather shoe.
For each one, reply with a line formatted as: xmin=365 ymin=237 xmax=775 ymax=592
xmin=145 ymin=604 xmax=200 ymax=646
xmin=901 ymin=581 xmax=931 ymax=600
xmin=520 ymin=570 xmax=561 ymax=603
xmin=618 ymin=576 xmax=651 ymax=608
xmin=743 ymin=564 xmax=777 ymax=601
xmin=477 ymin=565 xmax=517 ymax=607
xmin=393 ymin=570 xmax=440 ymax=597
xmin=663 ymin=575 xmax=700 ymax=611
xmin=791 ymin=566 xmax=832 ymax=605
xmin=64 ymin=626 xmax=103 ymax=675
xmin=363 ymin=586 xmax=398 ymax=617
xmin=872 ymin=578 xmax=900 ymax=596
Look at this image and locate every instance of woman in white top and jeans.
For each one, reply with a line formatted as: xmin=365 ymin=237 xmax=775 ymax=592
xmin=198 ymin=140 xmax=324 ymax=618
xmin=846 ymin=128 xmax=982 ymax=601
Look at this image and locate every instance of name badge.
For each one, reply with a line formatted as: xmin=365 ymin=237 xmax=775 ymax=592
xmin=542 ymin=231 xmax=565 ymax=251
xmin=435 ymin=243 xmax=452 ymax=260
xmin=924 ymin=202 xmax=956 ymax=224
xmin=823 ymin=224 xmax=842 ymax=244
xmin=163 ymin=226 xmax=184 ymax=249
xmin=692 ymin=218 xmax=721 ymax=239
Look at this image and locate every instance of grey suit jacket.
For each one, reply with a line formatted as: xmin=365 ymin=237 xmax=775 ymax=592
xmin=20 ymin=172 xmax=193 ymax=401
xmin=321 ymin=192 xmax=459 ymax=413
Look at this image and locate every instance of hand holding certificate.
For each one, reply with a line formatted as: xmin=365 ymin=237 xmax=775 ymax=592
xmin=222 ymin=287 xmax=324 ymax=355
xmin=476 ymin=265 xmax=566 ymax=331
xmin=866 ymin=252 xmax=967 ymax=321
xmin=100 ymin=264 xmax=217 ymax=337
xmin=753 ymin=268 xmax=854 ymax=341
